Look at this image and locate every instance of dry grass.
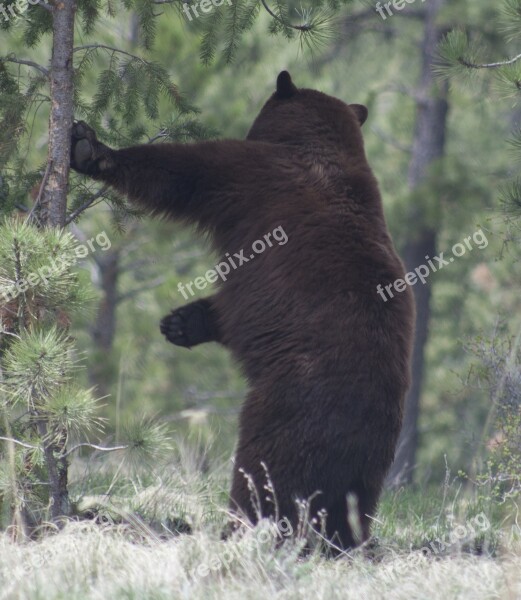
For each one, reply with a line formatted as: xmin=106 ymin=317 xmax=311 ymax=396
xmin=0 ymin=518 xmax=519 ymax=600
xmin=1 ymin=453 xmax=519 ymax=599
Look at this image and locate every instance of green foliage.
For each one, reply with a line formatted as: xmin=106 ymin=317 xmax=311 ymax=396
xmin=2 ymin=328 xmax=75 ymax=409
xmin=196 ymin=0 xmax=354 ymax=64
xmin=487 ymin=409 xmax=521 ymax=500
xmin=465 ymin=331 xmax=521 ymax=502
xmin=133 ymin=0 xmax=158 ymax=50
xmin=436 ymin=8 xmax=521 ymax=503
xmin=0 ymin=220 xmax=91 ymax=525
xmin=21 ymin=6 xmax=53 ymax=47
xmin=86 ymin=52 xmax=190 ymax=121
xmin=162 ymin=117 xmax=220 ymax=142
xmin=501 ymin=0 xmax=521 ymax=43
xmin=499 ymin=177 xmax=521 ymax=236
xmin=266 ymin=1 xmax=341 ymax=52
xmin=0 ymin=61 xmax=46 ymax=171
xmin=0 ymin=220 xmax=90 ymax=325
xmin=437 ymin=1 xmax=521 ymax=93
xmin=120 ymin=417 xmax=173 ymax=471
xmin=45 ymin=386 xmax=106 ymax=438
xmin=437 ymin=30 xmax=485 ymax=80
xmin=76 ymin=0 xmax=102 ymax=36
xmin=0 ymin=219 xmax=174 ymax=527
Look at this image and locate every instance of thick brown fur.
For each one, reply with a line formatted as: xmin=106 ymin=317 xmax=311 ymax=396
xmin=70 ymin=72 xmax=415 ymax=552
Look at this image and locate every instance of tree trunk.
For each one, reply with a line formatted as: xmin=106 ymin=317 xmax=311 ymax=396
xmin=38 ymin=0 xmax=76 ymax=228
xmin=37 ymin=423 xmax=70 ymax=521
xmin=89 ymin=249 xmax=120 ymax=398
xmin=37 ymin=0 xmax=76 ymax=520
xmin=386 ymin=0 xmax=449 ymax=486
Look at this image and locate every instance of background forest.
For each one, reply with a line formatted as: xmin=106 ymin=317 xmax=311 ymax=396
xmin=0 ymin=0 xmax=520 ymax=598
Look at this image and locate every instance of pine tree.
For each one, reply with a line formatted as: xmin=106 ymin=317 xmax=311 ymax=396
xmin=0 ymin=220 xmax=173 ymax=533
xmin=437 ymin=1 xmax=521 ymax=232
xmin=0 ymin=220 xmax=93 ymax=531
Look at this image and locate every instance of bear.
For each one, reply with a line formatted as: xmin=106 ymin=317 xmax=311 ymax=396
xmin=70 ymin=71 xmax=415 ymax=552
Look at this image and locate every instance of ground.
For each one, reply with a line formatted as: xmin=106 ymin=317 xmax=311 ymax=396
xmin=0 ymin=457 xmax=519 ymax=600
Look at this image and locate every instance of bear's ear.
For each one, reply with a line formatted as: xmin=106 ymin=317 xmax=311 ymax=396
xmin=350 ymin=104 xmax=368 ymax=126
xmin=276 ymin=71 xmax=297 ymax=99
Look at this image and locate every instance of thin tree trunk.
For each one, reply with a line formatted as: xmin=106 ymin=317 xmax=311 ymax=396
xmin=37 ymin=423 xmax=70 ymax=521
xmin=89 ymin=249 xmax=120 ymax=398
xmin=37 ymin=0 xmax=76 ymax=520
xmin=386 ymin=0 xmax=449 ymax=486
xmin=38 ymin=0 xmax=76 ymax=228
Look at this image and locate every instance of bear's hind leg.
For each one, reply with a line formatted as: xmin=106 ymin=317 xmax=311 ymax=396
xmin=321 ymin=496 xmax=357 ymax=553
xmin=321 ymin=481 xmax=381 ymax=554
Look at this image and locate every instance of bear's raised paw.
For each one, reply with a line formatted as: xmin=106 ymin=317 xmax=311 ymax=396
xmin=70 ymin=121 xmax=112 ymax=175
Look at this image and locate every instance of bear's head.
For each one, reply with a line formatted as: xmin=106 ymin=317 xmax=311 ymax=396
xmin=247 ymin=71 xmax=368 ymax=158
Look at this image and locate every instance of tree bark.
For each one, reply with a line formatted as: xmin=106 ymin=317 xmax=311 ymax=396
xmin=38 ymin=0 xmax=76 ymax=228
xmin=386 ymin=0 xmax=449 ymax=486
xmin=37 ymin=0 xmax=76 ymax=520
xmin=37 ymin=423 xmax=70 ymax=522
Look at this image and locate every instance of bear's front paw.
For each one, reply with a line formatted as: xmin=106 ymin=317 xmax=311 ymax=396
xmin=70 ymin=121 xmax=112 ymax=175
xmin=160 ymin=304 xmax=213 ymax=348
xmin=160 ymin=309 xmax=195 ymax=348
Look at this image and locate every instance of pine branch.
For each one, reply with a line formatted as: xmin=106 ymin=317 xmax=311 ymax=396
xmin=0 ymin=437 xmax=38 ymax=450
xmin=2 ymin=57 xmax=49 ymax=78
xmin=26 ymin=159 xmax=52 ymax=226
xmin=73 ymin=44 xmax=148 ymax=65
xmin=260 ymin=0 xmax=312 ymax=32
xmin=62 ymin=442 xmax=128 ymax=457
xmin=65 ymin=184 xmax=110 ymax=224
xmin=148 ymin=129 xmax=168 ymax=143
xmin=459 ymin=53 xmax=521 ymax=70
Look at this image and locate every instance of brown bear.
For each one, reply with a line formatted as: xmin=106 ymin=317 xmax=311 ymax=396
xmin=70 ymin=71 xmax=415 ymax=552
